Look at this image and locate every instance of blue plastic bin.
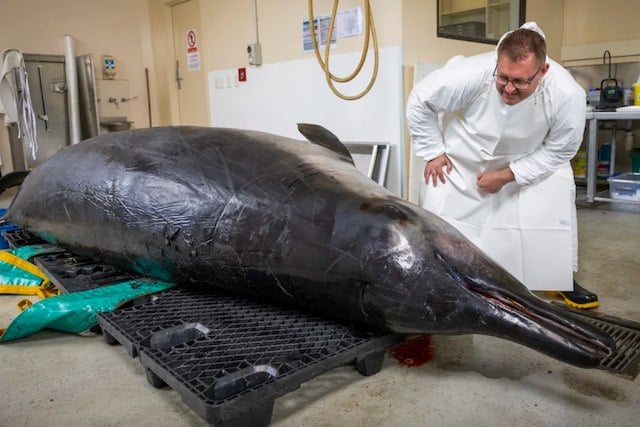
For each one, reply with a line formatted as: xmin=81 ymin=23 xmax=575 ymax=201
xmin=0 ymin=208 xmax=21 ymax=249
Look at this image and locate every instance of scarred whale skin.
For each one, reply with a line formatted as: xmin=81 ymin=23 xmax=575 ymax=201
xmin=5 ymin=125 xmax=614 ymax=368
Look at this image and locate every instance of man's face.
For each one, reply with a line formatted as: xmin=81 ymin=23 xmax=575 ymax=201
xmin=495 ymin=53 xmax=548 ymax=105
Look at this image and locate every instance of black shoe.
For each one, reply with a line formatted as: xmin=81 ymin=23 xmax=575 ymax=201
xmin=554 ymin=281 xmax=599 ymax=309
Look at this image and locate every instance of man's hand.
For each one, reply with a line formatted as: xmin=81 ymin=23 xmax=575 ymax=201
xmin=424 ymin=154 xmax=453 ymax=187
xmin=477 ymin=167 xmax=515 ymax=193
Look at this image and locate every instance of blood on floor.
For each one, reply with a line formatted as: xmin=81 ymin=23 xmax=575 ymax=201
xmin=388 ymin=334 xmax=434 ymax=367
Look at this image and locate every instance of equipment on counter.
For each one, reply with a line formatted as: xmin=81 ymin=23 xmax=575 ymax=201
xmin=597 ymin=50 xmax=624 ymax=111
xmin=599 ymin=79 xmax=624 ymax=110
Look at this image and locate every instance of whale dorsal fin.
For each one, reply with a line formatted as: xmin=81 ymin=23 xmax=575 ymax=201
xmin=297 ymin=123 xmax=355 ymax=165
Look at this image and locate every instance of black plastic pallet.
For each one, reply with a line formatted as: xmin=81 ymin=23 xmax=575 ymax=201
xmin=3 ymin=228 xmax=46 ymax=247
xmin=98 ymin=289 xmax=401 ymax=426
xmin=3 ymin=229 xmax=138 ymax=293
xmin=35 ymin=251 xmax=139 ymax=293
xmin=4 ymin=229 xmax=402 ymax=426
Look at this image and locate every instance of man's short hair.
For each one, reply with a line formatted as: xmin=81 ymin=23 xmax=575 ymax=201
xmin=497 ymin=28 xmax=546 ymax=66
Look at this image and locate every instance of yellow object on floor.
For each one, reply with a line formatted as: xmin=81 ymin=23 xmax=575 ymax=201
xmin=0 ymin=250 xmax=58 ymax=298
xmin=546 ymin=290 xmax=600 ymax=309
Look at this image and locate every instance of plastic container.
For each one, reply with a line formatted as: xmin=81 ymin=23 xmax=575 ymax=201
xmin=587 ymin=88 xmax=600 ymax=108
xmin=0 ymin=208 xmax=21 ymax=249
xmin=634 ymin=81 xmax=640 ymax=106
xmin=608 ymin=172 xmax=640 ymax=201
xmin=623 ymin=88 xmax=634 ymax=106
xmin=0 ymin=224 xmax=20 ymax=249
xmin=608 ymin=172 xmax=640 ymax=214
xmin=597 ymin=143 xmax=611 ymax=179
xmin=571 ymin=150 xmax=587 ymax=178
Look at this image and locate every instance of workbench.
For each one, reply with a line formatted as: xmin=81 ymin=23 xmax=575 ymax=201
xmin=585 ymin=109 xmax=640 ymax=204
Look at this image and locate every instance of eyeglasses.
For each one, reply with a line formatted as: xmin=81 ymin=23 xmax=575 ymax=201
xmin=493 ymin=65 xmax=542 ymax=90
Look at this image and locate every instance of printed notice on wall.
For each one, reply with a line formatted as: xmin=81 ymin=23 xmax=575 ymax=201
xmin=336 ymin=7 xmax=363 ymax=38
xmin=186 ymin=29 xmax=200 ymax=71
xmin=302 ymin=14 xmax=337 ymax=52
xmin=302 ymin=7 xmax=363 ymax=52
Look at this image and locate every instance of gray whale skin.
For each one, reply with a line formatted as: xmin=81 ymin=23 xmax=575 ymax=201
xmin=5 ymin=124 xmax=615 ymax=369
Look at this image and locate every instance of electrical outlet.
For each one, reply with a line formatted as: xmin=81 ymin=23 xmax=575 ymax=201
xmin=247 ymin=43 xmax=262 ymax=66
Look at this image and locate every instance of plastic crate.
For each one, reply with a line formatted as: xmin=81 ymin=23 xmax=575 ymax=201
xmin=0 ymin=224 xmax=21 ymax=249
xmin=0 ymin=208 xmax=21 ymax=249
xmin=608 ymin=172 xmax=640 ymax=201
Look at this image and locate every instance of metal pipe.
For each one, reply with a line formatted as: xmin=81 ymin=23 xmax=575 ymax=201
xmin=76 ymin=54 xmax=100 ymax=138
xmin=36 ymin=66 xmax=49 ymax=131
xmin=145 ymin=68 xmax=152 ymax=127
xmin=253 ymin=0 xmax=259 ymax=44
xmin=64 ymin=34 xmax=82 ymax=144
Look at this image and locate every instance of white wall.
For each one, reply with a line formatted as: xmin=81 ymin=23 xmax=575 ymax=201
xmin=209 ymin=47 xmax=405 ymax=196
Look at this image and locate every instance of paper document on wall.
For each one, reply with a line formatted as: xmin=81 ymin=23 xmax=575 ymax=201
xmin=302 ymin=15 xmax=337 ymax=52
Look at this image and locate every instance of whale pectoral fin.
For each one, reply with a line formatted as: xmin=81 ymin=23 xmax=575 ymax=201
xmin=297 ymin=123 xmax=355 ymax=166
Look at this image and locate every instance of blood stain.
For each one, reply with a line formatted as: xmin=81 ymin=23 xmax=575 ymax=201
xmin=389 ymin=334 xmax=434 ymax=367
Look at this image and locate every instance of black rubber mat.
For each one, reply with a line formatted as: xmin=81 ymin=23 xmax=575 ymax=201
xmin=554 ymin=303 xmax=640 ymax=380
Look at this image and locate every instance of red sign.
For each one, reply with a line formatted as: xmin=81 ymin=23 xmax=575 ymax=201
xmin=186 ymin=30 xmax=197 ymax=48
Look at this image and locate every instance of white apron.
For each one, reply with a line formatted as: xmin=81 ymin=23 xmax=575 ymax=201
xmin=420 ymin=87 xmax=575 ymax=291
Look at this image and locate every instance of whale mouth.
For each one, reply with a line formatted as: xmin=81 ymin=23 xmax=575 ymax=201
xmin=436 ymin=252 xmax=615 ymax=366
xmin=468 ymin=285 xmax=614 ymax=361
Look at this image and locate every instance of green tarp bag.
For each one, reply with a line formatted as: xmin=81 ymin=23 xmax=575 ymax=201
xmin=0 ymin=279 xmax=175 ymax=342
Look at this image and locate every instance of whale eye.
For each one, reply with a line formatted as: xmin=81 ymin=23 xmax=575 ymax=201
xmin=359 ymin=198 xmax=414 ymax=223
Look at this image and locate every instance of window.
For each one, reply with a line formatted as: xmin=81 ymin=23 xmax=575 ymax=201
xmin=438 ymin=0 xmax=526 ymax=44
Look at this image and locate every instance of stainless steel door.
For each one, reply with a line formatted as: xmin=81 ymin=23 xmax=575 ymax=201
xmin=12 ymin=54 xmax=69 ymax=170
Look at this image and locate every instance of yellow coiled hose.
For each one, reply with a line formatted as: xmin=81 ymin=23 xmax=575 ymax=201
xmin=308 ymin=0 xmax=379 ymax=100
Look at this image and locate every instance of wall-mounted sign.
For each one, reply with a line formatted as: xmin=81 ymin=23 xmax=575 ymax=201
xmin=186 ymin=29 xmax=200 ymax=71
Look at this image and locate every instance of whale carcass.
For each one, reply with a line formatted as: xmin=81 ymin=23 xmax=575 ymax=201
xmin=4 ymin=125 xmax=614 ymax=368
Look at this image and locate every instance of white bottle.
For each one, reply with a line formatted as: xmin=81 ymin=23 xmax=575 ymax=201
xmin=625 ymin=130 xmax=634 ymax=151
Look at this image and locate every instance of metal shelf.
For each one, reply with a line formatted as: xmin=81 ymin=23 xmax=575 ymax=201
xmin=440 ymin=6 xmax=485 ymax=17
xmin=585 ymin=110 xmax=640 ymax=203
xmin=594 ymin=189 xmax=640 ymax=205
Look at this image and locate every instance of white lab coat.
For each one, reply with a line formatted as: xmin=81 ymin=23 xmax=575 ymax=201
xmin=0 ymin=49 xmax=37 ymax=160
xmin=406 ymin=51 xmax=586 ymax=291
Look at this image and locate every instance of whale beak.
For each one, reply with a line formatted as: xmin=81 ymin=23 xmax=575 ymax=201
xmin=450 ymin=264 xmax=616 ymax=368
xmin=433 ymin=249 xmax=615 ymax=369
xmin=468 ymin=280 xmax=614 ymax=368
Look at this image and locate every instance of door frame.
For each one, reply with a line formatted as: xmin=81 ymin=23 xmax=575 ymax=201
xmin=168 ymin=0 xmax=210 ymax=126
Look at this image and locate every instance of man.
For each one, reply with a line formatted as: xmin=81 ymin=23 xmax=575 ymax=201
xmin=406 ymin=22 xmax=598 ymax=309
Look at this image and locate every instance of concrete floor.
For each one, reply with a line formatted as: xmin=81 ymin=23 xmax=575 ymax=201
xmin=0 ymin=189 xmax=638 ymax=427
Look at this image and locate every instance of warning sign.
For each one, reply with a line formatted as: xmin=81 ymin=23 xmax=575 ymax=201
xmin=187 ymin=30 xmax=197 ymax=48
xmin=186 ymin=29 xmax=200 ymax=71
